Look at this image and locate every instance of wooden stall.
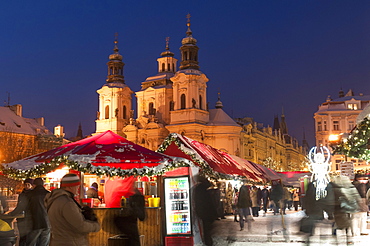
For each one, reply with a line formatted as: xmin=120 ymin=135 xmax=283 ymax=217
xmin=88 ymin=207 xmax=162 ymax=246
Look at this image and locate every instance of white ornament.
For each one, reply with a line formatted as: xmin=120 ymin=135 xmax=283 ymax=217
xmin=308 ymin=146 xmax=331 ymax=200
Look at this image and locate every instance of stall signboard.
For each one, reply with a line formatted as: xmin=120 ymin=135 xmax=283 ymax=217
xmin=339 ymin=162 xmax=354 ymax=180
xmin=163 ymin=176 xmax=192 ymax=236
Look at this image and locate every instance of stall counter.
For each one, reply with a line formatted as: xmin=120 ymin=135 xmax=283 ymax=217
xmin=88 ymin=207 xmax=162 ymax=246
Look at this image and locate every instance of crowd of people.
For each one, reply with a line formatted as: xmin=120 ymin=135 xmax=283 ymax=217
xmin=193 ymin=174 xmax=370 ymax=246
xmin=0 ymin=174 xmax=101 ymax=246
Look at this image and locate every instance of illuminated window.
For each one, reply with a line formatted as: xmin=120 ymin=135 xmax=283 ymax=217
xmin=105 ymin=106 xmax=109 ymax=119
xmin=347 ymin=103 xmax=358 ymax=110
xmin=333 ymin=121 xmax=339 ymax=130
xmin=180 ymin=94 xmax=186 ymax=109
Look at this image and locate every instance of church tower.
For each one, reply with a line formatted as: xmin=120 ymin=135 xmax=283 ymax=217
xmin=96 ymin=35 xmax=133 ymax=135
xmin=167 ymin=14 xmax=209 ymax=135
xmin=136 ymin=37 xmax=177 ymax=125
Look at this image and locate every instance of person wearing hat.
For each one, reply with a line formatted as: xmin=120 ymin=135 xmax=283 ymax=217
xmin=8 ymin=178 xmax=34 ymax=246
xmin=45 ymin=173 xmax=100 ymax=246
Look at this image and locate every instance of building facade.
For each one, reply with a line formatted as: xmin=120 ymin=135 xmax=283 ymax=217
xmin=314 ymin=89 xmax=370 ymax=172
xmin=95 ymin=18 xmax=308 ymax=170
xmin=0 ymin=104 xmax=62 ymax=164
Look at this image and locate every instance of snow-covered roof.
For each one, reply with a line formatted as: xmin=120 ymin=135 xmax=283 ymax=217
xmin=208 ymin=108 xmax=240 ymax=126
xmin=0 ymin=106 xmax=52 ymax=135
xmin=329 ymin=95 xmax=370 ymax=102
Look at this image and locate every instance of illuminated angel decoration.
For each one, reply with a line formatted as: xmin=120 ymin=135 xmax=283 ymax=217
xmin=308 ymin=146 xmax=331 ymax=200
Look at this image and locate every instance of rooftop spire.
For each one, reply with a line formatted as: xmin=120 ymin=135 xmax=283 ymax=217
xmin=215 ymin=91 xmax=223 ymax=109
xmin=161 ymin=37 xmax=174 ymax=57
xmin=106 ymin=33 xmax=125 ymax=83
xmin=180 ymin=13 xmax=200 ymax=70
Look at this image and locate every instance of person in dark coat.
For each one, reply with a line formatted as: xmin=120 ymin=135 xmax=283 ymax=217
xmin=26 ymin=178 xmax=50 ymax=246
xmin=114 ymin=188 xmax=145 ymax=246
xmin=237 ymin=183 xmax=253 ymax=231
xmin=261 ymin=185 xmax=270 ymax=216
xmin=270 ymin=180 xmax=283 ymax=215
xmin=8 ymin=178 xmax=33 ymax=246
xmin=86 ymin=182 xmax=98 ymax=198
xmin=193 ymin=176 xmax=218 ymax=246
xmin=351 ymin=174 xmax=369 ymax=236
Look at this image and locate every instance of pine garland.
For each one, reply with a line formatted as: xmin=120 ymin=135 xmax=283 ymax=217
xmin=157 ymin=133 xmax=265 ymax=185
xmin=1 ymin=155 xmax=191 ymax=180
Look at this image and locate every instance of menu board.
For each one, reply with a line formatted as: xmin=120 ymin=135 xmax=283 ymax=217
xmin=164 ymin=176 xmax=192 ymax=235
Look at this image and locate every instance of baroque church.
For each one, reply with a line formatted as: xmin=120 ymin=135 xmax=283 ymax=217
xmin=95 ymin=18 xmax=241 ymax=155
xmin=95 ymin=17 xmax=308 ymax=170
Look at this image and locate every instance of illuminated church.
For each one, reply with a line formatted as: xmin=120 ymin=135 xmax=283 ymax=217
xmin=95 ymin=17 xmax=307 ymax=170
xmin=95 ymin=17 xmax=241 ymax=155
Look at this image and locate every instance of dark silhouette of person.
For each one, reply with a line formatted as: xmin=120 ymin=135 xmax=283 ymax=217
xmin=261 ymin=185 xmax=270 ymax=216
xmin=114 ymin=189 xmax=145 ymax=246
xmin=8 ymin=178 xmax=33 ymax=246
xmin=193 ymin=176 xmax=218 ymax=246
xmin=26 ymin=178 xmax=50 ymax=246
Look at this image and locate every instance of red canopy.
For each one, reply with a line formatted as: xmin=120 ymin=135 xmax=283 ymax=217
xmin=6 ymin=130 xmax=175 ymax=171
xmin=159 ymin=133 xmax=269 ymax=182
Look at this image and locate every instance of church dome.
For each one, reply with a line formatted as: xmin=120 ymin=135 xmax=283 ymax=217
xmin=109 ymin=41 xmax=122 ymax=61
xmin=160 ymin=50 xmax=174 ymax=57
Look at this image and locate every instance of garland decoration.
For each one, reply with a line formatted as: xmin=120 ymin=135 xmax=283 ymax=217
xmin=157 ymin=133 xmax=265 ymax=185
xmin=1 ymin=155 xmax=192 ymax=180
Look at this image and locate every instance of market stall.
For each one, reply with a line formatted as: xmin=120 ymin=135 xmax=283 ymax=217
xmin=3 ymin=130 xmax=192 ymax=246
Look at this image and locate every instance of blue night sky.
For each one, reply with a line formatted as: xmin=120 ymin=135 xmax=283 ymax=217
xmin=2 ymin=1 xmax=370 ymax=146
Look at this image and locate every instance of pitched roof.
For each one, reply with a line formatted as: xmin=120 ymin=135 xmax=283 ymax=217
xmin=208 ymin=108 xmax=239 ymax=126
xmin=0 ymin=106 xmax=51 ymax=135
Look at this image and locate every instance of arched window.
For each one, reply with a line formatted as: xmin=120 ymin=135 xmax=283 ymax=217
xmin=105 ymin=105 xmax=109 ymax=119
xmin=162 ymin=63 xmax=165 ymax=72
xmin=167 ymin=63 xmax=170 ymax=71
xmin=199 ymin=95 xmax=203 ymax=109
xmin=123 ymin=106 xmax=127 ymax=119
xmin=149 ymin=102 xmax=154 ymax=115
xmin=184 ymin=52 xmax=188 ymax=61
xmin=180 ymin=94 xmax=186 ymax=109
xmin=172 ymin=63 xmax=175 ymax=72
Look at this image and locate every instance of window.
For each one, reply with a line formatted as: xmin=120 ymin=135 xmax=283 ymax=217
xmin=148 ymin=102 xmax=154 ymax=115
xmin=162 ymin=63 xmax=165 ymax=72
xmin=317 ymin=121 xmax=322 ymax=131
xmin=323 ymin=121 xmax=327 ymax=131
xmin=180 ymin=94 xmax=186 ymax=109
xmin=333 ymin=121 xmax=340 ymax=131
xmin=347 ymin=103 xmax=358 ymax=110
xmin=105 ymin=106 xmax=109 ymax=119
xmin=199 ymin=95 xmax=203 ymax=109
xmin=123 ymin=106 xmax=127 ymax=119
xmin=348 ymin=121 xmax=354 ymax=131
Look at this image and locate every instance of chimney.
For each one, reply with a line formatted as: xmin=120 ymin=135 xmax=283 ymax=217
xmin=9 ymin=104 xmax=22 ymax=117
xmin=35 ymin=117 xmax=45 ymax=126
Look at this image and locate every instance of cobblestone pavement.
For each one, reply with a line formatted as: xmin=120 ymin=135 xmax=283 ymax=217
xmin=211 ymin=209 xmax=370 ymax=246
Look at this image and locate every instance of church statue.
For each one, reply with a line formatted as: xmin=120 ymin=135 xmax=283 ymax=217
xmin=96 ymin=111 xmax=100 ymax=119
xmin=192 ymin=98 xmax=196 ymax=108
xmin=115 ymin=108 xmax=119 ymax=118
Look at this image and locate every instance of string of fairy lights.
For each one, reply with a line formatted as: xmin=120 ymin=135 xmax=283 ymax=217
xmin=2 ymin=133 xmax=266 ymax=184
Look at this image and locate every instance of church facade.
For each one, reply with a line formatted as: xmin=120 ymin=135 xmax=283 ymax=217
xmin=95 ymin=18 xmax=307 ymax=170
